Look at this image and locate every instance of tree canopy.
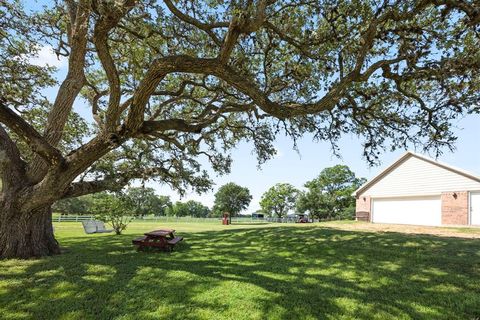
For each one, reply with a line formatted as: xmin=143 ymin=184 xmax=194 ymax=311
xmin=296 ymin=165 xmax=366 ymax=220
xmin=125 ymin=187 xmax=172 ymax=216
xmin=0 ymin=0 xmax=479 ymax=258
xmin=213 ymin=182 xmax=252 ymax=217
xmin=53 ymin=194 xmax=94 ymax=215
xmin=260 ymin=183 xmax=299 ymax=218
xmin=166 ymin=200 xmax=210 ymax=217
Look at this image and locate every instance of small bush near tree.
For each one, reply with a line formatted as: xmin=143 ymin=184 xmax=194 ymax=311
xmin=92 ymin=192 xmax=135 ymax=235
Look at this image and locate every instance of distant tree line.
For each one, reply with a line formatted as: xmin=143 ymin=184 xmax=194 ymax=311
xmin=54 ymin=165 xmax=364 ymax=225
xmin=260 ymin=165 xmax=366 ymax=220
xmin=53 ymin=187 xmax=173 ymax=217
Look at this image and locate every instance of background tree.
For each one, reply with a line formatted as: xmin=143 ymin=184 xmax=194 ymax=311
xmin=260 ymin=183 xmax=298 ymax=218
xmin=154 ymin=196 xmax=173 ymax=217
xmin=53 ymin=195 xmax=93 ymax=215
xmin=297 ymin=165 xmax=366 ymax=220
xmin=166 ymin=200 xmax=210 ymax=217
xmin=92 ymin=192 xmax=134 ymax=235
xmin=213 ymin=183 xmax=252 ymax=222
xmin=125 ymin=187 xmax=171 ymax=217
xmin=1 ymin=1 xmax=479 ymax=258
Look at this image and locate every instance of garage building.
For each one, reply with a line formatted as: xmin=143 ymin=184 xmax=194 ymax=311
xmin=354 ymin=152 xmax=480 ymax=227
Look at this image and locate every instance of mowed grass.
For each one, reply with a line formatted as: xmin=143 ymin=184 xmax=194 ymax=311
xmin=1 ymin=221 xmax=480 ymax=320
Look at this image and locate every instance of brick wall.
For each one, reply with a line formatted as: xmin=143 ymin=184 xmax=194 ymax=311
xmin=355 ymin=196 xmax=371 ymax=221
xmin=441 ymin=191 xmax=468 ymax=225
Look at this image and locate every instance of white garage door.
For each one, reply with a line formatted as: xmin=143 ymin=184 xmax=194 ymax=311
xmin=372 ymin=196 xmax=442 ymax=226
xmin=471 ymin=193 xmax=480 ymax=226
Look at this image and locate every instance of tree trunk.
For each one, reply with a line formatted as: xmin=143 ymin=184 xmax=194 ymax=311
xmin=0 ymin=202 xmax=60 ymax=259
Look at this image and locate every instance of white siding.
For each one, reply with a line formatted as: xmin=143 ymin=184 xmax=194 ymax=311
xmin=360 ymin=156 xmax=480 ymax=198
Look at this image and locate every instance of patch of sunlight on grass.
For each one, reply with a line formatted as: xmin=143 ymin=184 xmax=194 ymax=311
xmin=410 ymin=303 xmax=443 ymax=318
xmin=0 ymin=279 xmax=25 ymax=294
xmin=374 ymin=276 xmax=397 ymax=287
xmin=46 ymin=281 xmax=79 ymax=300
xmin=0 ymin=309 xmax=31 ymax=320
xmin=423 ymin=267 xmax=449 ymax=276
xmin=378 ymin=261 xmax=401 ymax=272
xmin=425 ymin=283 xmax=461 ymax=293
xmin=333 ymin=297 xmax=361 ymax=315
xmin=409 ymin=274 xmax=431 ymax=282
xmin=403 ymin=241 xmax=422 ymax=247
xmin=253 ymin=270 xmax=296 ymax=281
xmin=35 ymin=269 xmax=63 ymax=277
xmin=0 ymin=263 xmax=31 ymax=276
xmin=82 ymin=264 xmax=117 ymax=283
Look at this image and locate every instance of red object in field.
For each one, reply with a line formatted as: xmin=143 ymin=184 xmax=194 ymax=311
xmin=222 ymin=213 xmax=229 ymax=225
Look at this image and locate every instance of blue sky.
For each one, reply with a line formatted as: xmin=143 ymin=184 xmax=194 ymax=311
xmin=33 ymin=46 xmax=480 ymax=213
xmin=151 ymin=114 xmax=480 ymax=213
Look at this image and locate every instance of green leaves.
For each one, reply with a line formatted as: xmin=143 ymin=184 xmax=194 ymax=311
xmin=213 ymin=182 xmax=252 ymax=216
xmin=92 ymin=192 xmax=135 ymax=235
xmin=125 ymin=187 xmax=172 ymax=217
xmin=260 ymin=183 xmax=299 ymax=218
xmin=3 ymin=0 xmax=480 ymax=205
xmin=166 ymin=200 xmax=210 ymax=217
xmin=296 ymin=165 xmax=366 ymax=220
xmin=0 ymin=2 xmax=56 ymax=110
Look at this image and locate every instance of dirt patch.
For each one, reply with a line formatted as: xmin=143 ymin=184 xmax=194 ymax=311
xmin=320 ymin=221 xmax=480 ymax=239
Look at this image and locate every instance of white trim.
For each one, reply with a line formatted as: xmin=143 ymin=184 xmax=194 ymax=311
xmin=470 ymin=191 xmax=480 ymax=226
xmin=370 ymin=193 xmax=441 ymax=199
xmin=468 ymin=192 xmax=471 ymax=226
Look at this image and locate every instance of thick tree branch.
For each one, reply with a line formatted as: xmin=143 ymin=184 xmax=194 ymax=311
xmin=62 ymin=176 xmax=128 ymax=199
xmin=433 ymin=0 xmax=480 ymax=25
xmin=93 ymin=0 xmax=136 ymax=131
xmin=219 ymin=0 xmax=269 ymax=63
xmin=140 ymin=118 xmax=210 ymax=135
xmin=27 ymin=0 xmax=91 ymax=181
xmin=163 ymin=0 xmax=226 ymax=46
xmin=62 ymin=166 xmax=171 ymax=199
xmin=0 ymin=103 xmax=64 ymax=165
xmin=43 ymin=0 xmax=91 ymax=146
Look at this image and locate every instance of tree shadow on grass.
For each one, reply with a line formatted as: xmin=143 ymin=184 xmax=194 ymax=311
xmin=1 ymin=226 xmax=480 ymax=320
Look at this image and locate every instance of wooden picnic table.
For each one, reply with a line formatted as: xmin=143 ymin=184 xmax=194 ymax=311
xmin=132 ymin=229 xmax=183 ymax=252
xmin=144 ymin=229 xmax=175 ymax=238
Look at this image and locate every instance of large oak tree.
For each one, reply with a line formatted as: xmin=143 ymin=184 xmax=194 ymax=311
xmin=0 ymin=0 xmax=479 ymax=258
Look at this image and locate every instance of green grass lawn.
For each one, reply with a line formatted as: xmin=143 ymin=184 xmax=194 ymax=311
xmin=1 ymin=221 xmax=479 ymax=320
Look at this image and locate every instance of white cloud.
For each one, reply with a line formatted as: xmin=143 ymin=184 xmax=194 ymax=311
xmin=29 ymin=45 xmax=66 ymax=69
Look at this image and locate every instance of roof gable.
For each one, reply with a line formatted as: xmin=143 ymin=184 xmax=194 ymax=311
xmin=354 ymin=152 xmax=480 ymax=197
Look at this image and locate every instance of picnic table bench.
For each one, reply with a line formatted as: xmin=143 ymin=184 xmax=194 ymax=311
xmin=132 ymin=229 xmax=183 ymax=252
